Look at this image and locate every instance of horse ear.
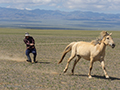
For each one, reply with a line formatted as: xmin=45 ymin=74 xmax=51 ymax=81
xmin=109 ymin=33 xmax=112 ymax=36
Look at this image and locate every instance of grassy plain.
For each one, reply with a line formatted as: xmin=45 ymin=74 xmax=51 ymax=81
xmin=0 ymin=28 xmax=120 ymax=90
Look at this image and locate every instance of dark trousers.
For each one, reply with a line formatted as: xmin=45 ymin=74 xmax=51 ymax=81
xmin=26 ymin=48 xmax=37 ymax=62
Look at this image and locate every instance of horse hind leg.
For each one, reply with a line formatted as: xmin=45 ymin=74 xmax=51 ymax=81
xmin=71 ymin=55 xmax=81 ymax=75
xmin=63 ymin=54 xmax=76 ymax=73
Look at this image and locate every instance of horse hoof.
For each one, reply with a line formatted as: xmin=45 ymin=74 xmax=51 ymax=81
xmin=63 ymin=68 xmax=68 ymax=73
xmin=88 ymin=76 xmax=92 ymax=79
xmin=106 ymin=75 xmax=109 ymax=78
xmin=63 ymin=70 xmax=66 ymax=73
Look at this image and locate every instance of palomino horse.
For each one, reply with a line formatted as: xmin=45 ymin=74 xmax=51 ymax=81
xmin=58 ymin=31 xmax=115 ymax=78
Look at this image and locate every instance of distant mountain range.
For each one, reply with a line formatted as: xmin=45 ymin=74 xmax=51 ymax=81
xmin=0 ymin=7 xmax=120 ymax=30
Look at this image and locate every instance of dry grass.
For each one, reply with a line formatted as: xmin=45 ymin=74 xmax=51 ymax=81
xmin=0 ymin=28 xmax=120 ymax=90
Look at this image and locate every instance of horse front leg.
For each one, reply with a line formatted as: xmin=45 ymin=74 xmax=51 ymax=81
xmin=88 ymin=57 xmax=94 ymax=78
xmin=100 ymin=60 xmax=109 ymax=78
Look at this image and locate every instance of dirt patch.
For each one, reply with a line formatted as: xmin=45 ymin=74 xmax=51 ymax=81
xmin=0 ymin=55 xmax=25 ymax=62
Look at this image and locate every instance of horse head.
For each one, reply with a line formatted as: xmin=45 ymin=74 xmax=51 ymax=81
xmin=101 ymin=31 xmax=115 ymax=48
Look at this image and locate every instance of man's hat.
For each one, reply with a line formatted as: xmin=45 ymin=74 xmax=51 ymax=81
xmin=25 ymin=32 xmax=30 ymax=36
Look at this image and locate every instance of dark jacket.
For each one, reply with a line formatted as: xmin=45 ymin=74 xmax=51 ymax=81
xmin=23 ymin=36 xmax=35 ymax=49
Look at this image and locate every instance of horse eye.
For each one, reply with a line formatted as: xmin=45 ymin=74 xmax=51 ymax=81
xmin=107 ymin=37 xmax=109 ymax=39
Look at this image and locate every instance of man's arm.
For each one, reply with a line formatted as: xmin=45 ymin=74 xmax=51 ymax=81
xmin=24 ymin=39 xmax=30 ymax=46
xmin=30 ymin=37 xmax=35 ymax=46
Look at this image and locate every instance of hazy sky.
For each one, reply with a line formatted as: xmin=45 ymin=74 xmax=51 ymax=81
xmin=0 ymin=0 xmax=120 ymax=14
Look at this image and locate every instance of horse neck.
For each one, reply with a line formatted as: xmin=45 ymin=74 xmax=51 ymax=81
xmin=100 ymin=42 xmax=106 ymax=51
xmin=99 ymin=39 xmax=106 ymax=52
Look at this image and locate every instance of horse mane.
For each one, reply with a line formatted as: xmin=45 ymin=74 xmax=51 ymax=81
xmin=91 ymin=31 xmax=109 ymax=46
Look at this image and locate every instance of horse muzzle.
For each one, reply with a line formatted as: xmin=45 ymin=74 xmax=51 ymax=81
xmin=111 ymin=44 xmax=115 ymax=48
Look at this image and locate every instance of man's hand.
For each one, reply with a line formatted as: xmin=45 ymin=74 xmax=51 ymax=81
xmin=30 ymin=43 xmax=34 ymax=46
xmin=26 ymin=47 xmax=30 ymax=50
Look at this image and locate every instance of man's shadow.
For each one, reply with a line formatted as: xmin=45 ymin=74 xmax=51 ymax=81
xmin=38 ymin=62 xmax=50 ymax=64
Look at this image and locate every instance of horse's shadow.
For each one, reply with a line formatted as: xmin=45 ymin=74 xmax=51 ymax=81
xmin=93 ymin=75 xmax=120 ymax=80
xmin=68 ymin=74 xmax=120 ymax=80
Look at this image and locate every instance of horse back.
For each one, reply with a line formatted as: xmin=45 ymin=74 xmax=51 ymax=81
xmin=73 ymin=41 xmax=92 ymax=60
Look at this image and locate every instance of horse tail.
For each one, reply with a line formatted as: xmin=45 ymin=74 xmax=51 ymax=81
xmin=58 ymin=42 xmax=75 ymax=64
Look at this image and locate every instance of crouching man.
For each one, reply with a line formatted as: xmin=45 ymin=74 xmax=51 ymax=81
xmin=23 ymin=32 xmax=37 ymax=63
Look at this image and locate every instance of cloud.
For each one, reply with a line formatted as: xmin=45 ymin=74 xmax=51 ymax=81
xmin=0 ymin=0 xmax=120 ymax=13
xmin=0 ymin=0 xmax=61 ymax=9
xmin=63 ymin=0 xmax=120 ymax=13
xmin=32 ymin=0 xmax=52 ymax=4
